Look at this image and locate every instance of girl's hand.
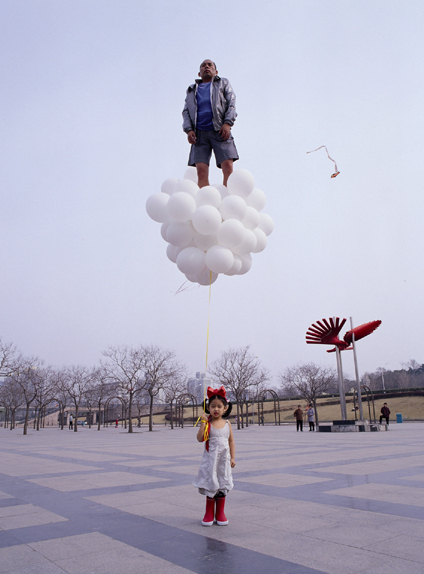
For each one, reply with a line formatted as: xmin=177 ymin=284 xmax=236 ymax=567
xmin=230 ymin=458 xmax=236 ymax=468
xmin=200 ymin=413 xmax=209 ymax=424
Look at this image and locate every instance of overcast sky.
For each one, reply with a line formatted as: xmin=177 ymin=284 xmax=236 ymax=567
xmin=1 ymin=0 xmax=423 ymax=385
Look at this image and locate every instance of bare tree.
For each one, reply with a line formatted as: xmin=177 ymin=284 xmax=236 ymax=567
xmin=0 ymin=338 xmax=20 ymax=377
xmin=133 ymin=392 xmax=149 ymax=428
xmin=210 ymin=346 xmax=270 ymax=430
xmin=163 ymin=371 xmax=188 ymax=429
xmin=403 ymin=359 xmax=421 ymax=371
xmin=240 ymin=379 xmax=267 ymax=427
xmin=51 ymin=368 xmax=71 ymax=429
xmin=396 ymin=370 xmax=411 ymax=390
xmin=64 ymin=365 xmax=94 ymax=431
xmin=32 ymin=367 xmax=57 ymax=430
xmin=142 ymin=345 xmax=186 ymax=432
xmin=88 ymin=367 xmax=117 ymax=430
xmin=7 ymin=356 xmax=44 ymax=435
xmin=102 ymin=346 xmax=146 ymax=433
xmin=279 ymin=363 xmax=336 ymax=426
xmin=0 ymin=378 xmax=24 ymax=429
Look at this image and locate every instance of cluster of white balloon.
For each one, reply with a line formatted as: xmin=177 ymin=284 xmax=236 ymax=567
xmin=145 ymin=167 xmax=274 ymax=286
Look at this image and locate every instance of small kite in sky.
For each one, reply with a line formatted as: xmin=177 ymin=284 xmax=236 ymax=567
xmin=307 ymin=145 xmax=340 ymax=178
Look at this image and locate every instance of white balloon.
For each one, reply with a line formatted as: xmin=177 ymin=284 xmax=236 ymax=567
xmin=246 ymin=187 xmax=266 ymax=211
xmin=251 ymin=228 xmax=267 ymax=253
xmin=146 ymin=193 xmax=171 ymax=223
xmin=176 ymin=247 xmax=206 ymax=275
xmin=212 ymin=183 xmax=229 ymax=200
xmin=219 ymin=195 xmax=247 ymax=221
xmin=150 ymin=169 xmax=270 ymax=282
xmin=205 ymin=245 xmax=234 ymax=273
xmin=242 ymin=206 xmax=260 ymax=230
xmin=175 ymin=179 xmax=198 ymax=197
xmin=238 ymin=253 xmax=253 ymax=275
xmin=194 ymin=231 xmax=218 ymax=251
xmin=224 ymin=254 xmax=243 ymax=276
xmin=166 ymin=221 xmax=194 ymax=247
xmin=192 ymin=205 xmax=222 ymax=235
xmin=195 ymin=268 xmax=218 ymax=286
xmin=185 ymin=273 xmax=199 ymax=283
xmin=195 ymin=186 xmax=221 ymax=208
xmin=161 ymin=178 xmax=179 ymax=195
xmin=166 ymin=244 xmax=178 ymax=263
xmin=227 ymin=169 xmax=255 ymax=199
xmin=167 ymin=192 xmax=196 ymax=222
xmin=160 ymin=223 xmax=170 ymax=241
xmin=217 ymin=219 xmax=245 ymax=248
xmin=183 ymin=167 xmax=198 ymax=183
xmin=232 ymin=229 xmax=257 ymax=255
xmin=175 ymin=243 xmax=195 ymax=258
xmin=258 ymin=213 xmax=274 ymax=236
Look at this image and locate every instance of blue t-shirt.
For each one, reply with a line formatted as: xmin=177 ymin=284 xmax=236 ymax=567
xmin=196 ymin=82 xmax=214 ymax=131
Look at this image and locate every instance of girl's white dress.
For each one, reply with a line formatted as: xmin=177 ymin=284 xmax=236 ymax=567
xmin=193 ymin=420 xmax=234 ymax=497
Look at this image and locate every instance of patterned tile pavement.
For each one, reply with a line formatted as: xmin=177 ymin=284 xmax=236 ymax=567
xmin=0 ymin=422 xmax=423 ymax=573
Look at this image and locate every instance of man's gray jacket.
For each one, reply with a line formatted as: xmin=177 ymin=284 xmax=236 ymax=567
xmin=182 ymin=76 xmax=237 ymax=133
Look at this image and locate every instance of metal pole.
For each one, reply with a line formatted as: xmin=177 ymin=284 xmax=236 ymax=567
xmin=350 ymin=317 xmax=364 ymax=420
xmin=334 ymin=316 xmax=346 ymax=420
xmin=335 ymin=346 xmax=346 ymax=420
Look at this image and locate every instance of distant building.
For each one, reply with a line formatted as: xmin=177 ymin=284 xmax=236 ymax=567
xmin=187 ymin=372 xmax=218 ymax=404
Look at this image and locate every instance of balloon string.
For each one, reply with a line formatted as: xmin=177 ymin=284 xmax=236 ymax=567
xmin=205 ymin=270 xmax=212 ymax=378
xmin=205 ymin=270 xmax=213 ymax=397
xmin=195 ymin=270 xmax=213 ymax=428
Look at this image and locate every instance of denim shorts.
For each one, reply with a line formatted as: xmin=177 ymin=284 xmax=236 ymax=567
xmin=188 ymin=129 xmax=239 ymax=169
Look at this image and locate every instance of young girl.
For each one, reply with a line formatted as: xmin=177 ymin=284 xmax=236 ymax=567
xmin=193 ymin=386 xmax=236 ymax=526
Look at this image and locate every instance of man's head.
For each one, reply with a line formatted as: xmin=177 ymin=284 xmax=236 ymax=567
xmin=199 ymin=59 xmax=218 ymax=82
xmin=384 ymin=402 xmax=387 ymax=406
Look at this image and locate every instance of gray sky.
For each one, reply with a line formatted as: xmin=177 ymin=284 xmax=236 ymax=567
xmin=1 ymin=0 xmax=423 ymax=385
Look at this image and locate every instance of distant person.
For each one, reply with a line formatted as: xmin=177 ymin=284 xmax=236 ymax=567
xmin=307 ymin=404 xmax=315 ymax=431
xmin=260 ymin=415 xmax=264 ymax=426
xmin=183 ymin=59 xmax=238 ymax=187
xmin=68 ymin=414 xmax=73 ymax=430
xmin=380 ymin=403 xmax=390 ymax=425
xmin=293 ymin=406 xmax=303 ymax=432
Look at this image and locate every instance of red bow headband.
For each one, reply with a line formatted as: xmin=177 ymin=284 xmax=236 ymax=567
xmin=207 ymin=386 xmax=227 ymax=400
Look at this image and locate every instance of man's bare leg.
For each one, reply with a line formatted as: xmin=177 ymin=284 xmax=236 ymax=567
xmin=196 ymin=163 xmax=209 ymax=188
xmin=221 ymin=159 xmax=234 ymax=187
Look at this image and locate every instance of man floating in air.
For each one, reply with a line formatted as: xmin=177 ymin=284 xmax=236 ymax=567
xmin=182 ymin=59 xmax=239 ymax=188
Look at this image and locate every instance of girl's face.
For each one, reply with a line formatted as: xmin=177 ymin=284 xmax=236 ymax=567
xmin=209 ymin=397 xmax=227 ymax=419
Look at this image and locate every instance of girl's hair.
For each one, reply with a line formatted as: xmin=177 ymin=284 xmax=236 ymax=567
xmin=204 ymin=394 xmax=232 ymax=418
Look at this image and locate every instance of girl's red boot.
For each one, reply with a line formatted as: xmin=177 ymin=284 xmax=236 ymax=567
xmin=215 ymin=495 xmax=228 ymax=526
xmin=202 ymin=497 xmax=215 ymax=526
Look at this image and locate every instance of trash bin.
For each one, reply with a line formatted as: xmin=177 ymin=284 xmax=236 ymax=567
xmin=396 ymin=413 xmax=403 ymax=423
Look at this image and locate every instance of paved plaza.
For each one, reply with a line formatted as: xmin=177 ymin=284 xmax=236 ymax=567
xmin=0 ymin=422 xmax=423 ymax=574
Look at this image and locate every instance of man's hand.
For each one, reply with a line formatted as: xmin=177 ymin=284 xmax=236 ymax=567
xmin=230 ymin=458 xmax=236 ymax=468
xmin=187 ymin=130 xmax=197 ymax=144
xmin=219 ymin=124 xmax=231 ymax=140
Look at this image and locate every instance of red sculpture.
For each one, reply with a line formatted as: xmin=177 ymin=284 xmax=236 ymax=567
xmin=306 ymin=317 xmax=381 ymax=352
